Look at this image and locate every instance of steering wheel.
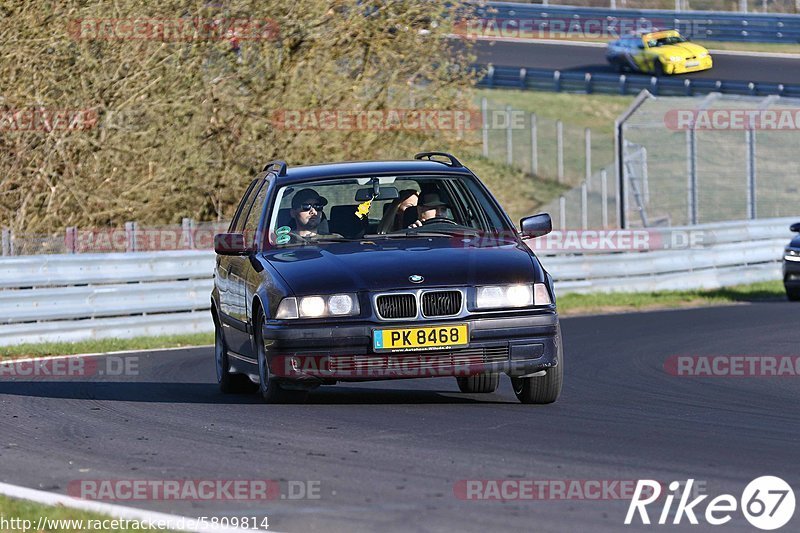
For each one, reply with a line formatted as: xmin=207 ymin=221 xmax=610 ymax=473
xmin=422 ymin=217 xmax=458 ymax=226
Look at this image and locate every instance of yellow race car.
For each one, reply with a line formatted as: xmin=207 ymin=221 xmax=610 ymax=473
xmin=606 ymin=30 xmax=713 ymax=76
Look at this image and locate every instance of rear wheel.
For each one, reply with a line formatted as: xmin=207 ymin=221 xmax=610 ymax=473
xmin=456 ymin=373 xmax=500 ymax=393
xmin=215 ymin=319 xmax=256 ymax=394
xmin=511 ymin=324 xmax=564 ymax=404
xmin=255 ymin=313 xmax=308 ymax=404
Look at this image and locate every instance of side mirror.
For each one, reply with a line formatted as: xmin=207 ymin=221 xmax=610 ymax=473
xmin=520 ymin=213 xmax=552 ymax=239
xmin=791 ymin=223 xmax=800 ymax=233
xmin=214 ymin=233 xmax=250 ymax=255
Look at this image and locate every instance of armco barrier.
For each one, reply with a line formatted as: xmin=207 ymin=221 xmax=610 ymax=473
xmin=476 ymin=65 xmax=800 ymax=97
xmin=478 ymin=2 xmax=800 ymax=43
xmin=0 ymin=251 xmax=216 ymax=347
xmin=0 ymin=218 xmax=793 ymax=346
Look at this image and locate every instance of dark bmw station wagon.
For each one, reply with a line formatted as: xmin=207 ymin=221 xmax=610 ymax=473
xmin=211 ymin=152 xmax=563 ymax=404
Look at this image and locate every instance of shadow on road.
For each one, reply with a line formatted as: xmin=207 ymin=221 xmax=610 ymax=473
xmin=0 ymin=381 xmax=516 ymax=405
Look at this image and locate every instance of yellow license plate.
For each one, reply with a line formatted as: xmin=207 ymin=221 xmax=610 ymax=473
xmin=373 ymin=324 xmax=469 ymax=352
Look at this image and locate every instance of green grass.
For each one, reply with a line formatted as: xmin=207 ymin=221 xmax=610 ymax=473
xmin=0 ymin=332 xmax=213 ymax=360
xmin=0 ymin=495 xmax=164 ymax=533
xmin=474 ymin=89 xmax=632 ymax=193
xmin=558 ymin=280 xmax=787 ymax=316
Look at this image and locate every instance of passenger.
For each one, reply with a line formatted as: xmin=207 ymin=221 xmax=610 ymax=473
xmin=377 ymin=189 xmax=419 ymax=234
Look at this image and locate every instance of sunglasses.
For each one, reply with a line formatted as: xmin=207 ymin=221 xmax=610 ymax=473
xmin=299 ymin=203 xmax=324 ymax=212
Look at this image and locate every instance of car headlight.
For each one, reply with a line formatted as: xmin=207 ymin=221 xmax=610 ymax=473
xmin=699 ymin=52 xmax=709 ymax=58
xmin=786 ymin=248 xmax=800 ymax=261
xmin=276 ymin=294 xmax=360 ymax=319
xmin=669 ymin=55 xmax=684 ymax=62
xmin=475 ymin=283 xmax=551 ymax=310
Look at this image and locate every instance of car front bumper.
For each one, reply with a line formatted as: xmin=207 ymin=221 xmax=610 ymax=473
xmin=666 ymin=56 xmax=712 ymax=74
xmin=262 ymin=312 xmax=560 ymax=383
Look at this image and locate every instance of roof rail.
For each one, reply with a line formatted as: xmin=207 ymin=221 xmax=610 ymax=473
xmin=413 ymin=152 xmax=463 ymax=168
xmin=262 ymin=160 xmax=288 ymax=176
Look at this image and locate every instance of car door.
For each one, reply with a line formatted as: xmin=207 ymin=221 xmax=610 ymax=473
xmin=228 ymin=176 xmax=270 ymax=356
xmin=219 ymin=179 xmax=260 ymax=352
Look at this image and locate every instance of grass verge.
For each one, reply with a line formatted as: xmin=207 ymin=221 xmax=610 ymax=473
xmin=0 ymin=332 xmax=213 ymax=360
xmin=558 ymin=280 xmax=787 ymax=316
xmin=0 ymin=495 xmax=163 ymax=533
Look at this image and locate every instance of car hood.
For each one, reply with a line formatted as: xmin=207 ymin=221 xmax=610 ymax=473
xmin=263 ymin=238 xmax=541 ymax=295
xmin=657 ymin=42 xmax=708 ymax=58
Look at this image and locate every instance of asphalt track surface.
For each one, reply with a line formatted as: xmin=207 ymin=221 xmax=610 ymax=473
xmin=1 ymin=302 xmax=799 ymax=532
xmin=475 ymin=40 xmax=800 ymax=86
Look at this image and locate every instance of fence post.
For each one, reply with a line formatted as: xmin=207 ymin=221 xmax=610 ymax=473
xmin=553 ymin=70 xmax=562 ymax=92
xmin=581 ymin=181 xmax=588 ymax=230
xmin=65 ymin=226 xmax=77 ymax=254
xmin=746 ymin=128 xmax=758 ymax=219
xmin=530 ymin=113 xmax=539 ymax=175
xmin=600 ymin=170 xmax=609 ymax=229
xmin=125 ymin=221 xmax=138 ymax=252
xmin=559 ymin=196 xmax=566 ymax=230
xmin=1 ymin=228 xmax=10 ymax=256
xmin=686 ymin=127 xmax=698 ymax=225
xmin=505 ymin=105 xmax=513 ymax=166
xmin=585 ymin=128 xmax=592 ymax=188
xmin=182 ymin=217 xmax=196 ymax=249
xmin=556 ymin=120 xmax=564 ymax=183
xmin=481 ymin=97 xmax=489 ymax=158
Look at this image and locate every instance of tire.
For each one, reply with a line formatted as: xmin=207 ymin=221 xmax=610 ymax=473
xmin=254 ymin=312 xmax=308 ymax=404
xmin=215 ymin=319 xmax=256 ymax=394
xmin=456 ymin=373 xmax=500 ymax=393
xmin=653 ymin=61 xmax=666 ymax=77
xmin=787 ymin=287 xmax=800 ymax=302
xmin=511 ymin=324 xmax=564 ymax=404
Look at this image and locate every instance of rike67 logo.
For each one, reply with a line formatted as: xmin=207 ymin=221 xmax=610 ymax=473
xmin=626 ymin=477 xmax=795 ymax=530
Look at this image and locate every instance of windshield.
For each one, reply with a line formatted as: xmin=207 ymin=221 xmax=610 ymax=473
xmin=647 ymin=33 xmax=687 ymax=47
xmin=266 ymin=174 xmax=514 ymax=247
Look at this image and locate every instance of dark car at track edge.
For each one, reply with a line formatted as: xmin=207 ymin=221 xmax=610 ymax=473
xmin=211 ymin=152 xmax=563 ymax=404
xmin=785 ymin=222 xmax=800 ymax=301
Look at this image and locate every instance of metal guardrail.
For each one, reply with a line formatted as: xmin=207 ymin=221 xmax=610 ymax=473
xmin=480 ymin=2 xmax=800 ymax=43
xmin=540 ymin=217 xmax=796 ymax=292
xmin=0 ymin=218 xmax=792 ymax=346
xmin=0 ymin=251 xmax=216 ymax=346
xmin=476 ymin=64 xmax=800 ymax=97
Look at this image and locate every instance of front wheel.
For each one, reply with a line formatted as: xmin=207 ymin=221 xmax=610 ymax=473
xmin=255 ymin=313 xmax=308 ymax=404
xmin=653 ymin=61 xmax=666 ymax=77
xmin=511 ymin=325 xmax=564 ymax=404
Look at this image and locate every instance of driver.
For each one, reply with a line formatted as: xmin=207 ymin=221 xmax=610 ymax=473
xmin=408 ymin=192 xmax=451 ymax=228
xmin=289 ymin=188 xmax=329 ymax=238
